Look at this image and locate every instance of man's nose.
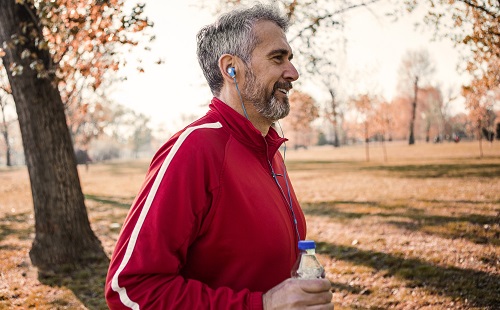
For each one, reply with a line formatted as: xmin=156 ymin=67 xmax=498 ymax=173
xmin=284 ymin=61 xmax=299 ymax=82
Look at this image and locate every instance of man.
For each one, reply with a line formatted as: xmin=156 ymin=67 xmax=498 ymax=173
xmin=105 ymin=3 xmax=333 ymax=309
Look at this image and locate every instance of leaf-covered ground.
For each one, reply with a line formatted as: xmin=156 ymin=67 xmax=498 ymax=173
xmin=0 ymin=141 xmax=498 ymax=309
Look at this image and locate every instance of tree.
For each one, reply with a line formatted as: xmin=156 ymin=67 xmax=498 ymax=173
xmin=129 ymin=114 xmax=152 ymax=158
xmin=0 ymin=0 xmax=153 ymax=271
xmin=402 ymin=0 xmax=499 ymax=80
xmin=0 ymin=97 xmax=13 ymax=166
xmin=463 ymin=63 xmax=500 ymax=157
xmin=372 ymin=100 xmax=394 ymax=161
xmin=350 ymin=93 xmax=378 ymax=161
xmin=312 ymin=52 xmax=351 ymax=148
xmin=286 ymin=90 xmax=319 ymax=148
xmin=439 ymin=86 xmax=460 ymax=139
xmin=387 ymin=96 xmax=412 ymax=141
xmin=449 ymin=112 xmax=471 ymax=139
xmin=102 ymin=105 xmax=153 ymax=158
xmin=323 ymin=85 xmax=342 ymax=147
xmin=0 ymin=0 xmax=104 ymax=269
xmin=401 ymin=1 xmax=500 ymax=123
xmin=0 ymin=61 xmax=15 ymax=166
xmin=398 ymin=48 xmax=435 ymax=145
xmin=418 ymin=86 xmax=445 ymax=142
xmin=496 ymin=122 xmax=500 ymax=141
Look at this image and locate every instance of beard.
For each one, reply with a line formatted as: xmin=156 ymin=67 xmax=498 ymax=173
xmin=241 ymin=68 xmax=292 ymax=121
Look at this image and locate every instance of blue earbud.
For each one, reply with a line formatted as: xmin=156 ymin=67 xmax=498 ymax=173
xmin=227 ymin=66 xmax=249 ymax=120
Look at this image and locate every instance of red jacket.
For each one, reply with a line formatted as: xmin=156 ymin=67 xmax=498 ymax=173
xmin=105 ymin=98 xmax=307 ymax=309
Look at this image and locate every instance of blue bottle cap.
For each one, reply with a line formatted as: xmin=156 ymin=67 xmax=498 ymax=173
xmin=298 ymin=240 xmax=316 ymax=250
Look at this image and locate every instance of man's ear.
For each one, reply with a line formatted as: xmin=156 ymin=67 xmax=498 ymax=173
xmin=219 ymin=54 xmax=238 ymax=82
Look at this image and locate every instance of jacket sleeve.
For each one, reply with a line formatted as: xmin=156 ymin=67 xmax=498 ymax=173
xmin=104 ymin=129 xmax=264 ymax=310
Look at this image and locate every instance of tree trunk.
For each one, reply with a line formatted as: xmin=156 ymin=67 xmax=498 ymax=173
xmin=333 ymin=118 xmax=340 ymax=147
xmin=425 ymin=120 xmax=430 ymax=143
xmin=364 ymin=122 xmax=370 ymax=162
xmin=478 ymin=124 xmax=484 ymax=158
xmin=0 ymin=0 xmax=106 ymax=271
xmin=382 ymin=136 xmax=387 ymax=162
xmin=332 ymin=105 xmax=339 ymax=148
xmin=1 ymin=126 xmax=11 ymax=166
xmin=408 ymin=77 xmax=418 ymax=145
xmin=1 ymin=107 xmax=12 ymax=166
xmin=328 ymin=89 xmax=340 ymax=147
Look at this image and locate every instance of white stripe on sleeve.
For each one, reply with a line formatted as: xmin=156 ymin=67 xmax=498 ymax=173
xmin=110 ymin=122 xmax=223 ymax=309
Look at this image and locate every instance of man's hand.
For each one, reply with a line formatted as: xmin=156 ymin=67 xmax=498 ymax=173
xmin=263 ymin=278 xmax=333 ymax=309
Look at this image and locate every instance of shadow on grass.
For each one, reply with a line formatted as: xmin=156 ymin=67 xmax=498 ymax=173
xmin=387 ymin=209 xmax=500 ymax=246
xmin=85 ymin=194 xmax=133 ymax=209
xmin=0 ymin=211 xmax=111 ymax=309
xmin=318 ymin=242 xmax=500 ymax=309
xmin=303 ymin=201 xmax=500 ymax=246
xmin=0 ymin=212 xmax=33 ymax=243
xmin=363 ymin=163 xmax=500 ymax=178
xmin=38 ymin=257 xmax=110 ymax=310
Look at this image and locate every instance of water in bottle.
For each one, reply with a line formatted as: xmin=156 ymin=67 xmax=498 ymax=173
xmin=291 ymin=240 xmax=325 ymax=279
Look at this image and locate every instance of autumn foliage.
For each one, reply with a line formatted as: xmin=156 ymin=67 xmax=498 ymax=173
xmin=284 ymin=90 xmax=319 ymax=148
xmin=1 ymin=0 xmax=154 ymax=149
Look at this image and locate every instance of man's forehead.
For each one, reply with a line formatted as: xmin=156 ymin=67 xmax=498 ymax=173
xmin=252 ymin=20 xmax=293 ymax=55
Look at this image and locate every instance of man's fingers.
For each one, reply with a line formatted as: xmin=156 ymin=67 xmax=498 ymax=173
xmin=298 ymin=278 xmax=332 ymax=293
xmin=300 ymin=289 xmax=333 ymax=308
xmin=307 ymin=290 xmax=333 ymax=305
xmin=306 ymin=303 xmax=335 ymax=310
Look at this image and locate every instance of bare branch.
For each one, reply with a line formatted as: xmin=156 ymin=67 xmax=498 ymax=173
xmin=458 ymin=0 xmax=500 ymax=18
xmin=289 ymin=0 xmax=382 ymax=43
xmin=21 ymin=2 xmax=55 ymax=70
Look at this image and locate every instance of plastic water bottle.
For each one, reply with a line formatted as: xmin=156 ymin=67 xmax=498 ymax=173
xmin=291 ymin=240 xmax=325 ymax=279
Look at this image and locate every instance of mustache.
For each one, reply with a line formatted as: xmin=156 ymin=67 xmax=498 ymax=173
xmin=273 ymin=81 xmax=293 ymax=92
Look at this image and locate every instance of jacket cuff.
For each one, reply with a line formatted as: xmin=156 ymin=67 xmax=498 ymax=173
xmin=249 ymin=292 xmax=264 ymax=310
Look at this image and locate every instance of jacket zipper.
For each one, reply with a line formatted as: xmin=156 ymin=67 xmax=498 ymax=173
xmin=263 ymin=137 xmax=301 ymax=244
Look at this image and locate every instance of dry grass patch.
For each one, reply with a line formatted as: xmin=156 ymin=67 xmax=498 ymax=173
xmin=287 ymin=142 xmax=499 ymax=309
xmin=0 ymin=141 xmax=498 ymax=309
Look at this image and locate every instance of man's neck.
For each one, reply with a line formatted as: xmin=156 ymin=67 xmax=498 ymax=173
xmin=217 ymin=94 xmax=272 ymax=136
xmin=251 ymin=116 xmax=271 ymax=136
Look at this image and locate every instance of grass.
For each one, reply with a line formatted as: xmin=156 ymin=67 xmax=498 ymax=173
xmin=302 ymin=201 xmax=500 ymax=245
xmin=0 ymin=140 xmax=498 ymax=309
xmin=363 ymin=162 xmax=500 ymax=178
xmin=317 ymin=241 xmax=499 ymax=308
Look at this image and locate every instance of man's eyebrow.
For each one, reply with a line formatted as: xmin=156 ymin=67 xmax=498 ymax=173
xmin=268 ymin=48 xmax=294 ymax=60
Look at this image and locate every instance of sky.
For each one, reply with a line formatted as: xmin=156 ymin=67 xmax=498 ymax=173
xmin=110 ymin=0 xmax=470 ymax=134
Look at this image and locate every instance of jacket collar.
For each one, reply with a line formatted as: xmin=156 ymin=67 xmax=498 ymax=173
xmin=208 ymin=97 xmax=287 ymax=159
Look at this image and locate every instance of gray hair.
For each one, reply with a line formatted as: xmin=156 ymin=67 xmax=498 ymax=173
xmin=196 ymin=3 xmax=289 ymax=96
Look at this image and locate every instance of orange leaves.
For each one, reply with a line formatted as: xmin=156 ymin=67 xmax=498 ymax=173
xmin=351 ymin=93 xmax=374 ymax=113
xmin=132 ymin=20 xmax=149 ymax=33
xmin=8 ymin=0 xmax=152 ymax=146
xmin=280 ymin=90 xmax=319 ymax=148
xmin=34 ymin=0 xmax=154 ymax=85
xmin=287 ymin=90 xmax=319 ymax=132
xmin=409 ymin=0 xmax=499 ymax=83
